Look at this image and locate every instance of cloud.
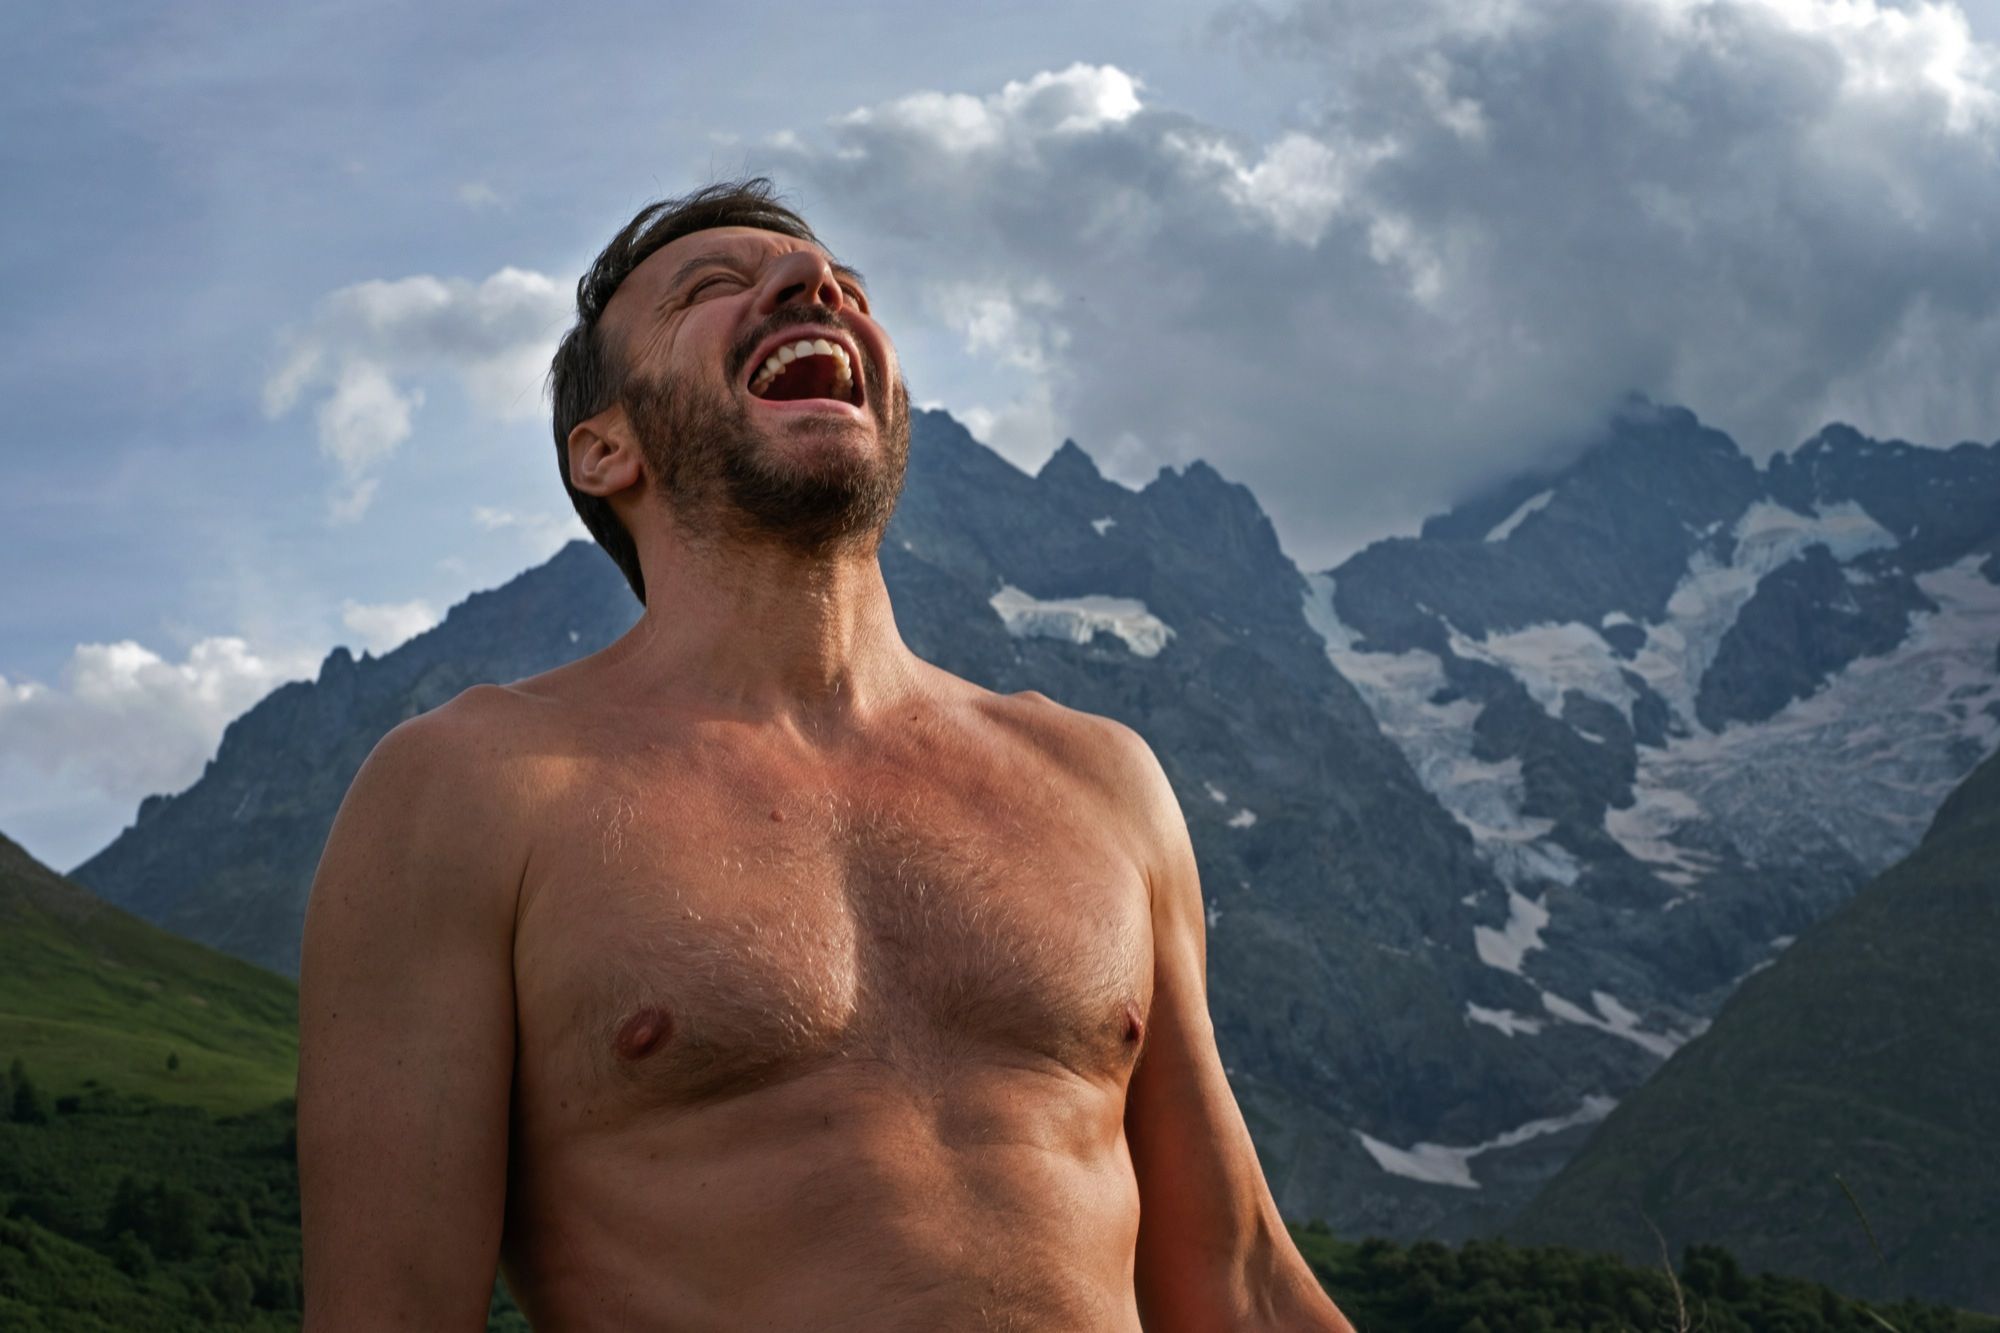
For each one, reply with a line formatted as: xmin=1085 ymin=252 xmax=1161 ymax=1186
xmin=455 ymin=181 xmax=504 ymax=210
xmin=265 ymin=266 xmax=569 ymax=522
xmin=339 ymin=598 xmax=439 ymax=653
xmin=767 ymin=6 xmax=2000 ymax=567
xmin=0 ymin=637 xmax=320 ymax=820
xmin=836 ymin=63 xmax=1144 ymax=153
xmin=471 ymin=505 xmax=590 ymax=560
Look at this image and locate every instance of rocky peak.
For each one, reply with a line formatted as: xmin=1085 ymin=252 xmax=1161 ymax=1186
xmin=1036 ymin=437 xmax=1107 ymax=488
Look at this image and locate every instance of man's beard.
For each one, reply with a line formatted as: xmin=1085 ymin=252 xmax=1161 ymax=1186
xmin=622 ymin=353 xmax=911 ymax=559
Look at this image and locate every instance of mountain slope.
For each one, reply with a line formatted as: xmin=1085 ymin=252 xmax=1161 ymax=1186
xmin=0 ymin=832 xmax=296 ymax=1113
xmin=1508 ymin=748 xmax=2000 ymax=1314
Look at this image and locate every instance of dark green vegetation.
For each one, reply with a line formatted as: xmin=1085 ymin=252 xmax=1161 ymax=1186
xmin=0 ymin=841 xmax=529 ymax=1328
xmin=0 ymin=833 xmax=296 ymax=1114
xmin=3 ymin=1071 xmax=1983 ymax=1333
xmin=1513 ymin=748 xmax=2000 ymax=1314
xmin=0 ymin=1073 xmax=527 ymax=1331
xmin=1289 ymin=1223 xmax=2000 ymax=1333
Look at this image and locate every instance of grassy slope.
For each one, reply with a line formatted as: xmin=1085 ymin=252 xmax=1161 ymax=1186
xmin=1509 ymin=749 xmax=2000 ymax=1313
xmin=0 ymin=835 xmax=296 ymax=1114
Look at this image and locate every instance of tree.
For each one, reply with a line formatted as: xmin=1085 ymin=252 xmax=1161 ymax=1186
xmin=216 ymin=1196 xmax=255 ymax=1238
xmin=153 ymin=1185 xmax=208 ymax=1261
xmin=9 ymin=1066 xmax=48 ymax=1125
xmin=106 ymin=1175 xmax=150 ymax=1240
xmin=110 ymin=1229 xmax=155 ymax=1278
xmin=166 ymin=1050 xmax=180 ymax=1073
xmin=211 ymin=1263 xmax=255 ymax=1317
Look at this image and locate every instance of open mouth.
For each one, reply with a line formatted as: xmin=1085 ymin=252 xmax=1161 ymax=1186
xmin=746 ymin=336 xmax=863 ymax=407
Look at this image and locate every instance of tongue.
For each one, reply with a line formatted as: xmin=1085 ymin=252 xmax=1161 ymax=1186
xmin=759 ymin=354 xmax=841 ymax=402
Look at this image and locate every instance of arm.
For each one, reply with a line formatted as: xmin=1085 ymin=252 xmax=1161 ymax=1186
xmin=297 ymin=700 xmax=525 ymax=1331
xmin=1119 ymin=735 xmax=1356 ymax=1333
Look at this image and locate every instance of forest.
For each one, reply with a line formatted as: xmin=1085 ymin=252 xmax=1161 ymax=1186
xmin=2 ymin=1056 xmax=1989 ymax=1333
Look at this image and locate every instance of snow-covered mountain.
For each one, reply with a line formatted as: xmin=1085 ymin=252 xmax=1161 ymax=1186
xmin=1307 ymin=397 xmax=2000 ymax=1199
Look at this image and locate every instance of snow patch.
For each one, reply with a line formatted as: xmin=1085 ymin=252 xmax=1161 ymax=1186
xmin=1304 ymin=575 xmax=1581 ymax=897
xmin=1629 ymin=556 xmax=2000 ymax=875
xmin=1626 ymin=500 xmax=1897 ymax=727
xmin=1473 ymin=889 xmax=1550 ymax=976
xmin=1466 ymin=1003 xmax=1546 ymax=1037
xmin=1227 ymin=808 xmax=1258 ymax=828
xmin=1540 ymin=989 xmax=1689 ymax=1058
xmin=1485 ymin=489 xmax=1554 ymax=543
xmin=1091 ymin=516 xmax=1116 ymax=535
xmin=1354 ymin=1095 xmax=1616 ymax=1190
xmin=1604 ymin=784 xmax=1711 ymax=883
xmin=990 ymin=585 xmax=1174 ymax=657
xmin=1449 ymin=620 xmax=1636 ymax=720
xmin=1204 ymin=781 xmax=1229 ymax=804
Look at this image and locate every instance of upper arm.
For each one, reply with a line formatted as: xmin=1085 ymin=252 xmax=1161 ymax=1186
xmin=297 ymin=698 xmax=527 ymax=1331
xmin=1113 ymin=727 xmax=1353 ymax=1333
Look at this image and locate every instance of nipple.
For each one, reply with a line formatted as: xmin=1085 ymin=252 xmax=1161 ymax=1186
xmin=1121 ymin=1003 xmax=1146 ymax=1047
xmin=614 ymin=1006 xmax=674 ymax=1062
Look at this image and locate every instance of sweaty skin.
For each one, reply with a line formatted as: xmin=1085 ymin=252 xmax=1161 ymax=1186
xmin=296 ymin=223 xmax=1354 ymax=1332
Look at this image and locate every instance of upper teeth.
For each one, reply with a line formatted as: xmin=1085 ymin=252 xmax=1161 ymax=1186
xmin=749 ymin=338 xmax=855 ymax=399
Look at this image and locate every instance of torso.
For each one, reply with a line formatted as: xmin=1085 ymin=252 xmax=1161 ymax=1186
xmin=485 ymin=665 xmax=1156 ymax=1331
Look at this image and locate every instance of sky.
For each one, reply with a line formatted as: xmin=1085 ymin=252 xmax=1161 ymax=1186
xmin=5 ymin=0 xmax=2000 ymax=870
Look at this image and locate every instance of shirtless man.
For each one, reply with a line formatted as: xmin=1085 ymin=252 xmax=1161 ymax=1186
xmin=297 ymin=179 xmax=1354 ymax=1332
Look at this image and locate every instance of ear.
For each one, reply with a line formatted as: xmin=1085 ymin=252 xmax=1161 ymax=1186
xmin=567 ymin=406 xmax=644 ymax=498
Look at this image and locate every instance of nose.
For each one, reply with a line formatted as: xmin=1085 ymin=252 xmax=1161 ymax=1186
xmin=755 ymin=249 xmax=846 ymax=317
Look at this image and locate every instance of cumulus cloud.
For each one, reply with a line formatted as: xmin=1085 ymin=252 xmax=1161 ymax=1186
xmin=0 ymin=637 xmax=319 ymax=821
xmin=769 ymin=6 xmax=2000 ymax=566
xmin=339 ymin=598 xmax=439 ymax=653
xmin=471 ymin=505 xmax=590 ymax=560
xmin=265 ymin=266 xmax=569 ymax=522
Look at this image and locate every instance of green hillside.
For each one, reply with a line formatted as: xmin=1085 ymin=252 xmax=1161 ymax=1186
xmin=0 ymin=833 xmax=296 ymax=1114
xmin=1509 ymin=748 xmax=2000 ymax=1313
xmin=0 ymin=835 xmax=533 ymax=1328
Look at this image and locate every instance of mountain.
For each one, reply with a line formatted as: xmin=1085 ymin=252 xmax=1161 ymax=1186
xmin=1506 ymin=746 xmax=2000 ymax=1315
xmin=1301 ymin=398 xmax=2000 ymax=1199
xmin=69 ymin=404 xmax=2000 ymax=1243
xmin=0 ymin=832 xmax=296 ymax=1114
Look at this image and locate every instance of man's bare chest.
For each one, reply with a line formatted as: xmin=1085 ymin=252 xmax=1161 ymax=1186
xmin=512 ymin=744 xmax=1155 ymax=1114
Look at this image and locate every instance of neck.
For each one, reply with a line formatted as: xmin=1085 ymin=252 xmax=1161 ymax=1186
xmin=609 ymin=521 xmax=919 ymax=734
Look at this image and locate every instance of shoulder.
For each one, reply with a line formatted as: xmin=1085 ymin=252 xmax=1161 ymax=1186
xmin=335 ymin=683 xmax=555 ymax=865
xmin=977 ymin=688 xmax=1162 ymax=786
xmin=976 ymin=688 xmax=1190 ymax=879
xmin=358 ymin=683 xmax=540 ymax=791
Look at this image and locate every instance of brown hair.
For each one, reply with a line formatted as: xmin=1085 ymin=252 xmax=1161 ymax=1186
xmin=548 ymin=179 xmax=822 ymax=603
